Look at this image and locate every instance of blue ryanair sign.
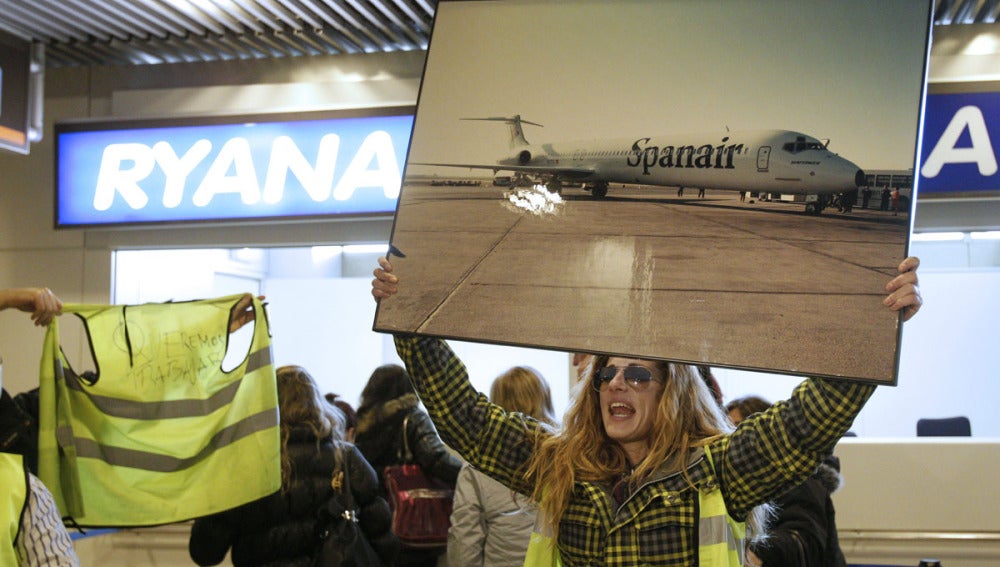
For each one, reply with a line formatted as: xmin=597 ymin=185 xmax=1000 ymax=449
xmin=56 ymin=108 xmax=413 ymax=227
xmin=920 ymin=92 xmax=1000 ymax=196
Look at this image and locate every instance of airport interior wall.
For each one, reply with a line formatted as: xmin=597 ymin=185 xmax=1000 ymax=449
xmin=0 ymin=24 xmax=997 ymax=567
xmin=834 ymin=439 xmax=1000 ymax=567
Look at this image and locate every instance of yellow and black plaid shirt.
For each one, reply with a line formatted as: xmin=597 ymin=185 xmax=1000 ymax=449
xmin=395 ymin=336 xmax=875 ymax=566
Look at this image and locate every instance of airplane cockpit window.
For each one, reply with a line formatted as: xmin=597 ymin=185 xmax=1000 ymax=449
xmin=782 ymin=139 xmax=825 ymax=154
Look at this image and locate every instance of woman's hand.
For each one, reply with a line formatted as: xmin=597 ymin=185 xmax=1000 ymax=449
xmin=884 ymin=256 xmax=921 ymax=321
xmin=229 ymin=293 xmax=265 ymax=333
xmin=0 ymin=287 xmax=63 ymax=326
xmin=371 ymin=256 xmax=399 ymax=301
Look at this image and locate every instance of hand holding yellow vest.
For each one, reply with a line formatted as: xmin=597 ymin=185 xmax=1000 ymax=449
xmin=38 ymin=294 xmax=281 ymax=526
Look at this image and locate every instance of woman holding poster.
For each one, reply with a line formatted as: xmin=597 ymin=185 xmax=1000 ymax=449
xmin=371 ymin=256 xmax=921 ymax=566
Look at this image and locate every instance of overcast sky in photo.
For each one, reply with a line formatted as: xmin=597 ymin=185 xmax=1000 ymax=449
xmin=405 ymin=0 xmax=932 ymax=174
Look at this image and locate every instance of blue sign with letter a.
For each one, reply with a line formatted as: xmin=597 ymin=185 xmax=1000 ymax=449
xmin=920 ymin=92 xmax=1000 ymax=195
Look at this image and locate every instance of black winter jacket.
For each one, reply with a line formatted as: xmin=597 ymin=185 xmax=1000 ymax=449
xmin=189 ymin=430 xmax=397 ymax=567
xmin=354 ymin=393 xmax=462 ymax=488
xmin=354 ymin=393 xmax=462 ymax=567
xmin=0 ymin=388 xmax=39 ymax=474
xmin=751 ymin=455 xmax=847 ymax=567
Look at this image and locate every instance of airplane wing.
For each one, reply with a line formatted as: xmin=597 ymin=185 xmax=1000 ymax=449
xmin=410 ymin=162 xmax=596 ymax=179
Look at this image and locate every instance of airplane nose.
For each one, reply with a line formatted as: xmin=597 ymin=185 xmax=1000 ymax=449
xmin=855 ymin=169 xmax=866 ymax=188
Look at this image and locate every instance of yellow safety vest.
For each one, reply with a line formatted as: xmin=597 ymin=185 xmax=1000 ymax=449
xmin=38 ymin=294 xmax=281 ymax=526
xmin=698 ymin=485 xmax=746 ymax=566
xmin=522 ymin=447 xmax=745 ymax=567
xmin=699 ymin=446 xmax=746 ymax=567
xmin=1 ymin=452 xmax=27 ymax=566
xmin=522 ymin=518 xmax=563 ymax=567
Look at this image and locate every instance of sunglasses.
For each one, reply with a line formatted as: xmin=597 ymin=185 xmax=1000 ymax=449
xmin=592 ymin=365 xmax=662 ymax=391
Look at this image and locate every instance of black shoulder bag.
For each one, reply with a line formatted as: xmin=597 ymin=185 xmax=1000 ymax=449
xmin=312 ymin=447 xmax=384 ymax=567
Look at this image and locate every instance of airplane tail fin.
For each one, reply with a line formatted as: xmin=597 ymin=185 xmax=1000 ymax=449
xmin=461 ymin=115 xmax=543 ymax=149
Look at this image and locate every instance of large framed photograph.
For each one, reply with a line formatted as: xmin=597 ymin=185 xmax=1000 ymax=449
xmin=375 ymin=0 xmax=933 ymax=384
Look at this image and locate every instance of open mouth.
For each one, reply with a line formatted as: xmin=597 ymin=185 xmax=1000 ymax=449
xmin=609 ymin=402 xmax=635 ymax=418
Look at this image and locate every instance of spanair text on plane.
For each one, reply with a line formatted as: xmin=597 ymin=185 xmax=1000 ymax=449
xmin=413 ymin=115 xmax=865 ymax=215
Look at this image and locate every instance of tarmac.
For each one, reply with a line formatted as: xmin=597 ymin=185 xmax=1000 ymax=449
xmin=375 ymin=183 xmax=911 ymax=384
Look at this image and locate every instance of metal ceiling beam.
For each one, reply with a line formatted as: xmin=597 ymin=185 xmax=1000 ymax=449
xmin=0 ymin=0 xmax=990 ymax=69
xmin=48 ymin=0 xmax=142 ymax=41
xmin=102 ymin=0 xmax=188 ymax=38
xmin=145 ymin=0 xmax=228 ymax=36
xmin=307 ymin=0 xmax=382 ymax=51
xmin=367 ymin=0 xmax=423 ymax=47
xmin=0 ymin=2 xmax=80 ymax=42
xmin=222 ymin=0 xmax=283 ymax=32
xmin=262 ymin=0 xmax=325 ymax=30
xmin=952 ymin=0 xmax=980 ymax=23
xmin=206 ymin=32 xmax=261 ymax=60
xmin=388 ymin=0 xmax=432 ymax=35
xmin=975 ymin=0 xmax=1000 ymax=23
xmin=312 ymin=27 xmax=358 ymax=54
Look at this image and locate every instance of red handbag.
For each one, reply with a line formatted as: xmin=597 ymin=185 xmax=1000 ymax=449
xmin=382 ymin=414 xmax=454 ymax=550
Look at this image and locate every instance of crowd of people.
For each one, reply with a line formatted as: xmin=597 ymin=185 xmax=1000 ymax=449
xmin=0 ymin=252 xmax=922 ymax=566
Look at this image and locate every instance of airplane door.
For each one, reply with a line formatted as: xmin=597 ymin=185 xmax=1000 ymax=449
xmin=756 ymin=146 xmax=771 ymax=171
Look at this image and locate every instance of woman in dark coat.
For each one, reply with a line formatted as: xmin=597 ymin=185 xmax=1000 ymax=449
xmin=354 ymin=363 xmax=463 ymax=567
xmin=728 ymin=395 xmax=847 ymax=567
xmin=189 ymin=365 xmax=397 ymax=567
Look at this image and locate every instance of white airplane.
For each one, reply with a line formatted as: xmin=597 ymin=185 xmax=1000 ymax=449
xmin=411 ymin=115 xmax=865 ymax=214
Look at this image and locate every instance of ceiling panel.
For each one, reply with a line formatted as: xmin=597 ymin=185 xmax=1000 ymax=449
xmin=0 ymin=0 xmax=436 ymax=67
xmin=0 ymin=0 xmax=992 ymax=69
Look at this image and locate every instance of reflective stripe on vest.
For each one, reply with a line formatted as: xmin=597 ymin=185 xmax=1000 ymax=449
xmin=1 ymin=453 xmax=27 ymax=566
xmin=523 ymin=511 xmax=563 ymax=567
xmin=522 ymin=450 xmax=746 ymax=567
xmin=699 ymin=446 xmax=746 ymax=567
xmin=38 ymin=294 xmax=281 ymax=526
xmin=698 ymin=487 xmax=745 ymax=567
xmin=524 ymin=491 xmax=745 ymax=567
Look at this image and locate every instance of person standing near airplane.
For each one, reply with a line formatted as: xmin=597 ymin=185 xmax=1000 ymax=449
xmin=371 ymin=256 xmax=922 ymax=566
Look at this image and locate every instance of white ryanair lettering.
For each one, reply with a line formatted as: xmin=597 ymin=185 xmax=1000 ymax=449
xmin=92 ymin=130 xmax=401 ymax=211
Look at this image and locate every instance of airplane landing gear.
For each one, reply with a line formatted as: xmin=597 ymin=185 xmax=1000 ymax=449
xmin=587 ymin=182 xmax=608 ymax=198
xmin=804 ymin=194 xmax=829 ymax=215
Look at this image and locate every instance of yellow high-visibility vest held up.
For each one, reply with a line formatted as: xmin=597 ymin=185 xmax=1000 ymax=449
xmin=38 ymin=294 xmax=280 ymax=526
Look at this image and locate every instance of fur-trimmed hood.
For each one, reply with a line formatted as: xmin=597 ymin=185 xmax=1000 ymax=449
xmin=354 ymin=393 xmax=420 ymax=437
xmin=353 ymin=392 xmax=462 ymax=487
xmin=815 ymin=455 xmax=844 ymax=495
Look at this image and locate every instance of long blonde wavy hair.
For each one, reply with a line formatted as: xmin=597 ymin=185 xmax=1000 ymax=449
xmin=525 ymin=355 xmax=770 ymax=542
xmin=275 ymin=365 xmax=345 ymax=489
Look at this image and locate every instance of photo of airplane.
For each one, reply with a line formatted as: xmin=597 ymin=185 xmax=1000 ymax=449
xmin=414 ymin=115 xmax=865 ymax=215
xmin=376 ymin=0 xmax=932 ymax=384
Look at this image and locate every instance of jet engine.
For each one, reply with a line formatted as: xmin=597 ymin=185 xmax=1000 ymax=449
xmin=499 ymin=149 xmax=536 ymax=166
